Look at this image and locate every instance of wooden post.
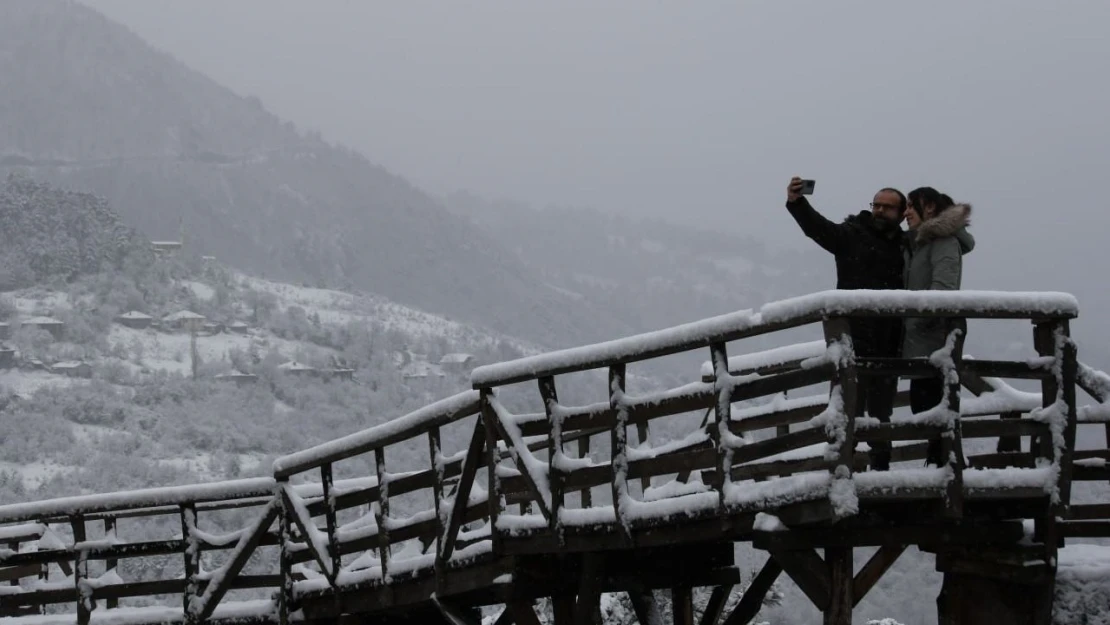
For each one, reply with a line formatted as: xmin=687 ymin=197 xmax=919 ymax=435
xmin=428 ymin=427 xmax=445 ymax=583
xmin=629 ymin=589 xmax=664 ymax=625
xmin=710 ymin=342 xmax=732 ymax=513
xmin=671 ymin=586 xmax=694 ymax=625
xmin=480 ymin=391 xmax=503 ymax=554
xmin=180 ymin=504 xmax=200 ymax=623
xmin=103 ymin=517 xmax=118 ymax=609
xmin=374 ymin=447 xmax=391 ymax=579
xmin=71 ymin=515 xmax=90 ymax=625
xmin=942 ymin=319 xmax=967 ymax=519
xmin=277 ymin=482 xmax=295 ymax=625
xmin=539 ymin=376 xmax=564 ymax=539
xmin=610 ymin=364 xmax=632 ymax=543
xmin=5 ymin=539 xmax=17 ymax=588
xmin=996 ymin=410 xmax=1024 ymax=455
xmin=1033 ymin=320 xmax=1063 ymax=557
xmin=574 ymin=553 xmax=604 ymax=625
xmin=551 ymin=595 xmax=575 ymax=625
xmin=936 ymin=546 xmax=1056 ymax=625
xmin=824 ymin=547 xmax=853 ymax=625
xmin=1058 ymin=323 xmax=1079 ymax=513
xmin=577 ymin=434 xmax=593 ymax=508
xmin=822 ymin=318 xmax=858 ymax=513
xmin=777 ymin=390 xmax=791 ymax=438
xmin=319 ymin=463 xmax=341 ymax=580
xmin=636 ymin=421 xmax=652 ymax=493
xmin=38 ymin=523 xmax=49 ymax=595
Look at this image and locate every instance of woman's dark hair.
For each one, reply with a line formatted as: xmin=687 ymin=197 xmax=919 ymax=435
xmin=908 ymin=187 xmax=955 ymax=219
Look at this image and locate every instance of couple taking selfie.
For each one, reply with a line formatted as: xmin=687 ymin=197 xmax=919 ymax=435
xmin=784 ymin=177 xmax=973 ymax=471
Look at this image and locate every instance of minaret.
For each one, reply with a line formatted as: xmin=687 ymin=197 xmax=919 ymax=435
xmin=179 ymin=216 xmax=186 ymax=248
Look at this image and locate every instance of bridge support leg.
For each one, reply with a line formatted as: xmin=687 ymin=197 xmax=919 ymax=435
xmin=824 ymin=547 xmax=853 ymax=625
xmin=671 ymin=586 xmax=694 ymax=625
xmin=935 ymin=547 xmax=1056 ymax=625
xmin=550 ymin=595 xmax=575 ymax=625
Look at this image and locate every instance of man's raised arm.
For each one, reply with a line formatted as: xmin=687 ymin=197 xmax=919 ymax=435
xmin=784 ymin=176 xmax=848 ymax=255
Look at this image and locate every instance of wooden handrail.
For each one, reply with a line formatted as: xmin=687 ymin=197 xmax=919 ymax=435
xmin=273 ymin=390 xmax=481 ymax=479
xmin=472 ymin=290 xmax=1078 ymax=388
xmin=0 ymin=478 xmax=277 ymax=525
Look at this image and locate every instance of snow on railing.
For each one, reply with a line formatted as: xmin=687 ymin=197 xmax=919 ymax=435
xmin=699 ymin=340 xmax=827 ymax=380
xmin=471 ymin=290 xmax=1078 ymax=388
xmin=0 ymin=477 xmax=277 ymax=524
xmin=0 ymin=476 xmax=381 ymax=526
xmin=273 ymin=390 xmax=481 ymax=478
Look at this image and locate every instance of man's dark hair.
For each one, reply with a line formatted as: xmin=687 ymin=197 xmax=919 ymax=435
xmin=879 ymin=187 xmax=907 ymax=213
xmin=908 ymin=186 xmax=955 ymax=219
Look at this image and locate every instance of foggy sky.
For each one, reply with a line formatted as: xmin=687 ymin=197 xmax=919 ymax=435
xmin=81 ymin=0 xmax=1109 ymax=298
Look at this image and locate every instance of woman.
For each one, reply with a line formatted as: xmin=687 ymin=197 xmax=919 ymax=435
xmin=902 ymin=187 xmax=974 ymax=466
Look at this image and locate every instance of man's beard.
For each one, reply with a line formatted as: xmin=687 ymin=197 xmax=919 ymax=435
xmin=872 ymin=216 xmax=902 ymax=233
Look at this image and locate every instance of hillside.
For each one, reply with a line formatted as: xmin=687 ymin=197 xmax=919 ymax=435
xmin=0 ymin=174 xmax=145 ymax=290
xmin=0 ymin=262 xmax=541 ymax=497
xmin=446 ymin=191 xmax=835 ymax=347
xmin=0 ymin=0 xmax=633 ymax=348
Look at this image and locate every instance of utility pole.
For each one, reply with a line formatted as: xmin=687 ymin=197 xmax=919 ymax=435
xmin=189 ymin=319 xmax=199 ymax=380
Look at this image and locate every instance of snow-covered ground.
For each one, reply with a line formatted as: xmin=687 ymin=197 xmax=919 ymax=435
xmin=238 ymin=273 xmax=537 ymax=350
xmin=0 ymin=369 xmax=74 ymax=397
xmin=0 ymin=269 xmax=546 ymax=494
xmin=1055 ymin=543 xmax=1110 ymax=624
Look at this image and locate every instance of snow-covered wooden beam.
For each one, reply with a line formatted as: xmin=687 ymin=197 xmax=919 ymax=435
xmin=273 ymin=390 xmax=481 ymax=478
xmin=0 ymin=478 xmax=278 ymax=524
xmin=471 ymin=290 xmax=1078 ymax=388
xmin=700 ymin=340 xmax=827 ymax=381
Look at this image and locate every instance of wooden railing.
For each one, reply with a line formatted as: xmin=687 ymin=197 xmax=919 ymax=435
xmin=0 ymin=478 xmax=281 ymax=623
xmin=470 ymin=290 xmax=1082 ymax=542
xmin=2 ymin=290 xmax=1104 ymax=624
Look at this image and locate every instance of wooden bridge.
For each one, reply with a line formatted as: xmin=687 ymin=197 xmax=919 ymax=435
xmin=2 ymin=290 xmax=1110 ymax=625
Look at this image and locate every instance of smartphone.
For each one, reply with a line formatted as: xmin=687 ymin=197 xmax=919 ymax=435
xmin=800 ymin=179 xmax=816 ymax=195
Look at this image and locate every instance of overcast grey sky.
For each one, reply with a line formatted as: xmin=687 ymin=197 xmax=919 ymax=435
xmin=82 ymin=1 xmax=1108 ymax=289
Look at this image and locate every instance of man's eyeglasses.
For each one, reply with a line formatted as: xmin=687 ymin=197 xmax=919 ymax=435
xmin=870 ymin=202 xmax=900 ymax=211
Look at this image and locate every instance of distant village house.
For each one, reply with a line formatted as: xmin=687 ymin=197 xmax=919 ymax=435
xmin=325 ymin=367 xmax=356 ymax=381
xmin=151 ymin=240 xmax=183 ymax=256
xmin=0 ymin=345 xmax=14 ymax=369
xmin=277 ymin=360 xmax=317 ymax=377
xmin=162 ymin=310 xmax=206 ymax=331
xmin=51 ymin=361 xmax=92 ymax=379
xmin=0 ymin=322 xmax=9 ymax=340
xmin=401 ymin=360 xmax=446 ymax=381
xmin=115 ymin=310 xmax=153 ymax=330
xmin=21 ymin=316 xmax=65 ymax=339
xmin=215 ymin=370 xmax=258 ymax=386
xmin=439 ymin=353 xmax=476 ymax=374
xmin=394 ymin=349 xmax=447 ymax=380
xmin=202 ymin=322 xmax=225 ymax=335
xmin=228 ymin=321 xmax=250 ymax=334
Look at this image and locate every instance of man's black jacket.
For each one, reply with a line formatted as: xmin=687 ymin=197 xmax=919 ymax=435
xmin=786 ymin=196 xmax=904 ymax=357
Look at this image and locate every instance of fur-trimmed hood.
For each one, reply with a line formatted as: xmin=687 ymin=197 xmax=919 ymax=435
xmin=912 ymin=203 xmax=972 ymax=248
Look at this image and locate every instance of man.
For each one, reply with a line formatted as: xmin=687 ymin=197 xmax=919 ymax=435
xmin=785 ymin=177 xmax=906 ymax=470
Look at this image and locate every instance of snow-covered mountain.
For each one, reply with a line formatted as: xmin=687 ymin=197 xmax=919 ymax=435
xmin=0 ymin=0 xmax=637 ymax=348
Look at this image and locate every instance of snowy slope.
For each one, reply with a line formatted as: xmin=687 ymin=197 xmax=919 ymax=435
xmin=0 ymin=269 xmax=547 ymax=495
